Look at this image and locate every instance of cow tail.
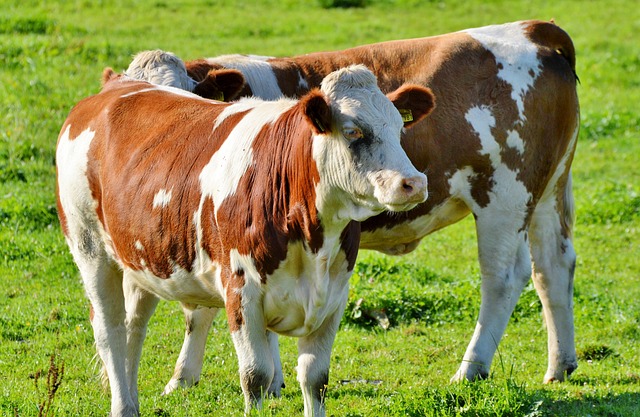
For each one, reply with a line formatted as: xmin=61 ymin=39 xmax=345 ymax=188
xmin=562 ymin=170 xmax=576 ymax=240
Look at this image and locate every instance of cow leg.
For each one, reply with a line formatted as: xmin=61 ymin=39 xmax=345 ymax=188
xmin=297 ymin=305 xmax=344 ymax=417
xmin=529 ymin=181 xmax=578 ymax=382
xmin=267 ymin=330 xmax=285 ymax=397
xmin=228 ymin=304 xmax=273 ymax=413
xmin=72 ymin=239 xmax=136 ymax=416
xmin=452 ymin=215 xmax=532 ymax=382
xmin=163 ymin=305 xmax=218 ymax=395
xmin=162 ymin=307 xmax=286 ymax=397
xmin=123 ymin=273 xmax=159 ymax=409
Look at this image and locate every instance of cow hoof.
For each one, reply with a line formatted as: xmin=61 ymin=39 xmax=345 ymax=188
xmin=267 ymin=381 xmax=285 ymax=398
xmin=162 ymin=377 xmax=199 ymax=396
xmin=108 ymin=405 xmax=139 ymax=417
xmin=544 ymin=362 xmax=578 ymax=383
xmin=450 ymin=365 xmax=489 ymax=383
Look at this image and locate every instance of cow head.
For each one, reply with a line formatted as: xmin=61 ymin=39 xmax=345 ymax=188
xmin=124 ymin=50 xmax=245 ymax=102
xmin=302 ymin=65 xmax=435 ymax=221
xmin=125 ymin=50 xmax=197 ymax=90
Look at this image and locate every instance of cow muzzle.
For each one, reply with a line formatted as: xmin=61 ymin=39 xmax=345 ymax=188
xmin=374 ymin=172 xmax=428 ymax=212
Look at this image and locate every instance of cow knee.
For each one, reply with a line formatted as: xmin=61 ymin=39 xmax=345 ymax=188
xmin=241 ymin=365 xmax=274 ymax=402
xmin=298 ymin=367 xmax=329 ymax=404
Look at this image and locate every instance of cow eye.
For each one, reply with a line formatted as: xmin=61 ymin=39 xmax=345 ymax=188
xmin=342 ymin=127 xmax=363 ymax=141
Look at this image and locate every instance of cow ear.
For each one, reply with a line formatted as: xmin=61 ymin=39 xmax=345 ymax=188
xmin=101 ymin=67 xmax=118 ymax=86
xmin=193 ymin=69 xmax=246 ymax=102
xmin=301 ymin=89 xmax=332 ymax=135
xmin=185 ymin=59 xmax=218 ymax=82
xmin=387 ymin=84 xmax=436 ymax=128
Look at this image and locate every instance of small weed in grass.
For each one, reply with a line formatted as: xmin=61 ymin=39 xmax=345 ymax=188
xmin=31 ymin=353 xmax=65 ymax=417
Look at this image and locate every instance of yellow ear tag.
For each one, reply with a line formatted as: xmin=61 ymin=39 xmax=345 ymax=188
xmin=399 ymin=109 xmax=413 ymax=123
xmin=213 ymin=92 xmax=224 ymax=102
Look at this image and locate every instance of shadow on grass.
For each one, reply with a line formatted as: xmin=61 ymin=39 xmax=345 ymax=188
xmin=532 ymin=390 xmax=640 ymax=417
xmin=326 ymin=376 xmax=640 ymax=417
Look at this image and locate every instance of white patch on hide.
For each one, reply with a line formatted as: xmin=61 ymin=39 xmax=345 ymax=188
xmin=200 ymin=98 xmax=296 ymax=216
xmin=206 ymin=54 xmax=283 ymax=99
xmin=453 ymin=105 xmax=531 ymax=214
xmin=464 ymin=21 xmax=542 ymax=120
xmin=506 ymin=130 xmax=525 ymax=154
xmin=153 ymin=188 xmax=173 ymax=209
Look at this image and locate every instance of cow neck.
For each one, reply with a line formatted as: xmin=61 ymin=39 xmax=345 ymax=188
xmin=215 ymin=104 xmax=326 ymax=278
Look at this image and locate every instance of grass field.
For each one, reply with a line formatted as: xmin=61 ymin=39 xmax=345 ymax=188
xmin=1 ymin=0 xmax=639 ymax=416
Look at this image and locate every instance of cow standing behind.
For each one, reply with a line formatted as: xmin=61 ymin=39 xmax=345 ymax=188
xmin=122 ymin=49 xmax=246 ymax=101
xmin=137 ymin=19 xmax=580 ymax=392
xmin=56 ymin=65 xmax=435 ymax=417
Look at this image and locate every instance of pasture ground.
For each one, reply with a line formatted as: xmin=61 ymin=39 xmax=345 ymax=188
xmin=1 ymin=1 xmax=639 ymax=415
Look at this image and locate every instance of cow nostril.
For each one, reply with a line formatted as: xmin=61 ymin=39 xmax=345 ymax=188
xmin=402 ymin=179 xmax=415 ymax=194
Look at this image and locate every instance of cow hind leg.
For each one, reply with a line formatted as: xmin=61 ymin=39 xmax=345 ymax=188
xmin=123 ymin=274 xmax=159 ymax=408
xmin=452 ymin=213 xmax=532 ymax=382
xmin=71 ymin=231 xmax=136 ymax=416
xmin=162 ymin=308 xmax=286 ymax=397
xmin=163 ymin=305 xmax=219 ymax=395
xmin=529 ymin=182 xmax=578 ymax=382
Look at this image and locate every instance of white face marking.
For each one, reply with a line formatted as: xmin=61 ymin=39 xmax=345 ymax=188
xmin=206 ymin=55 xmax=283 ymax=100
xmin=153 ymin=188 xmax=173 ymax=209
xmin=200 ymin=99 xmax=296 ymax=216
xmin=464 ymin=21 xmax=541 ymax=120
xmin=135 ymin=240 xmax=144 ymax=251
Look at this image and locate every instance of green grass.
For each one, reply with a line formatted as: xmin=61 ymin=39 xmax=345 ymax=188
xmin=1 ymin=0 xmax=639 ymax=415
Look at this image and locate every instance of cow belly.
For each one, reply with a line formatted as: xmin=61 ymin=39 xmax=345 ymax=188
xmin=125 ymin=266 xmax=226 ymax=308
xmin=263 ymin=277 xmax=350 ymax=337
xmin=360 ymin=199 xmax=470 ymax=254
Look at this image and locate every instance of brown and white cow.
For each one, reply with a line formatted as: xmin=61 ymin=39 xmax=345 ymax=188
xmin=56 ymin=65 xmax=434 ymax=417
xmin=150 ymin=19 xmax=579 ymax=392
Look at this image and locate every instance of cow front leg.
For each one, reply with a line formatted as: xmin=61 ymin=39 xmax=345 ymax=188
xmin=123 ymin=273 xmax=159 ymax=408
xmin=530 ymin=188 xmax=578 ymax=382
xmin=452 ymin=217 xmax=532 ymax=382
xmin=297 ymin=307 xmax=344 ymax=417
xmin=163 ymin=305 xmax=219 ymax=395
xmin=227 ymin=298 xmax=273 ymax=413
